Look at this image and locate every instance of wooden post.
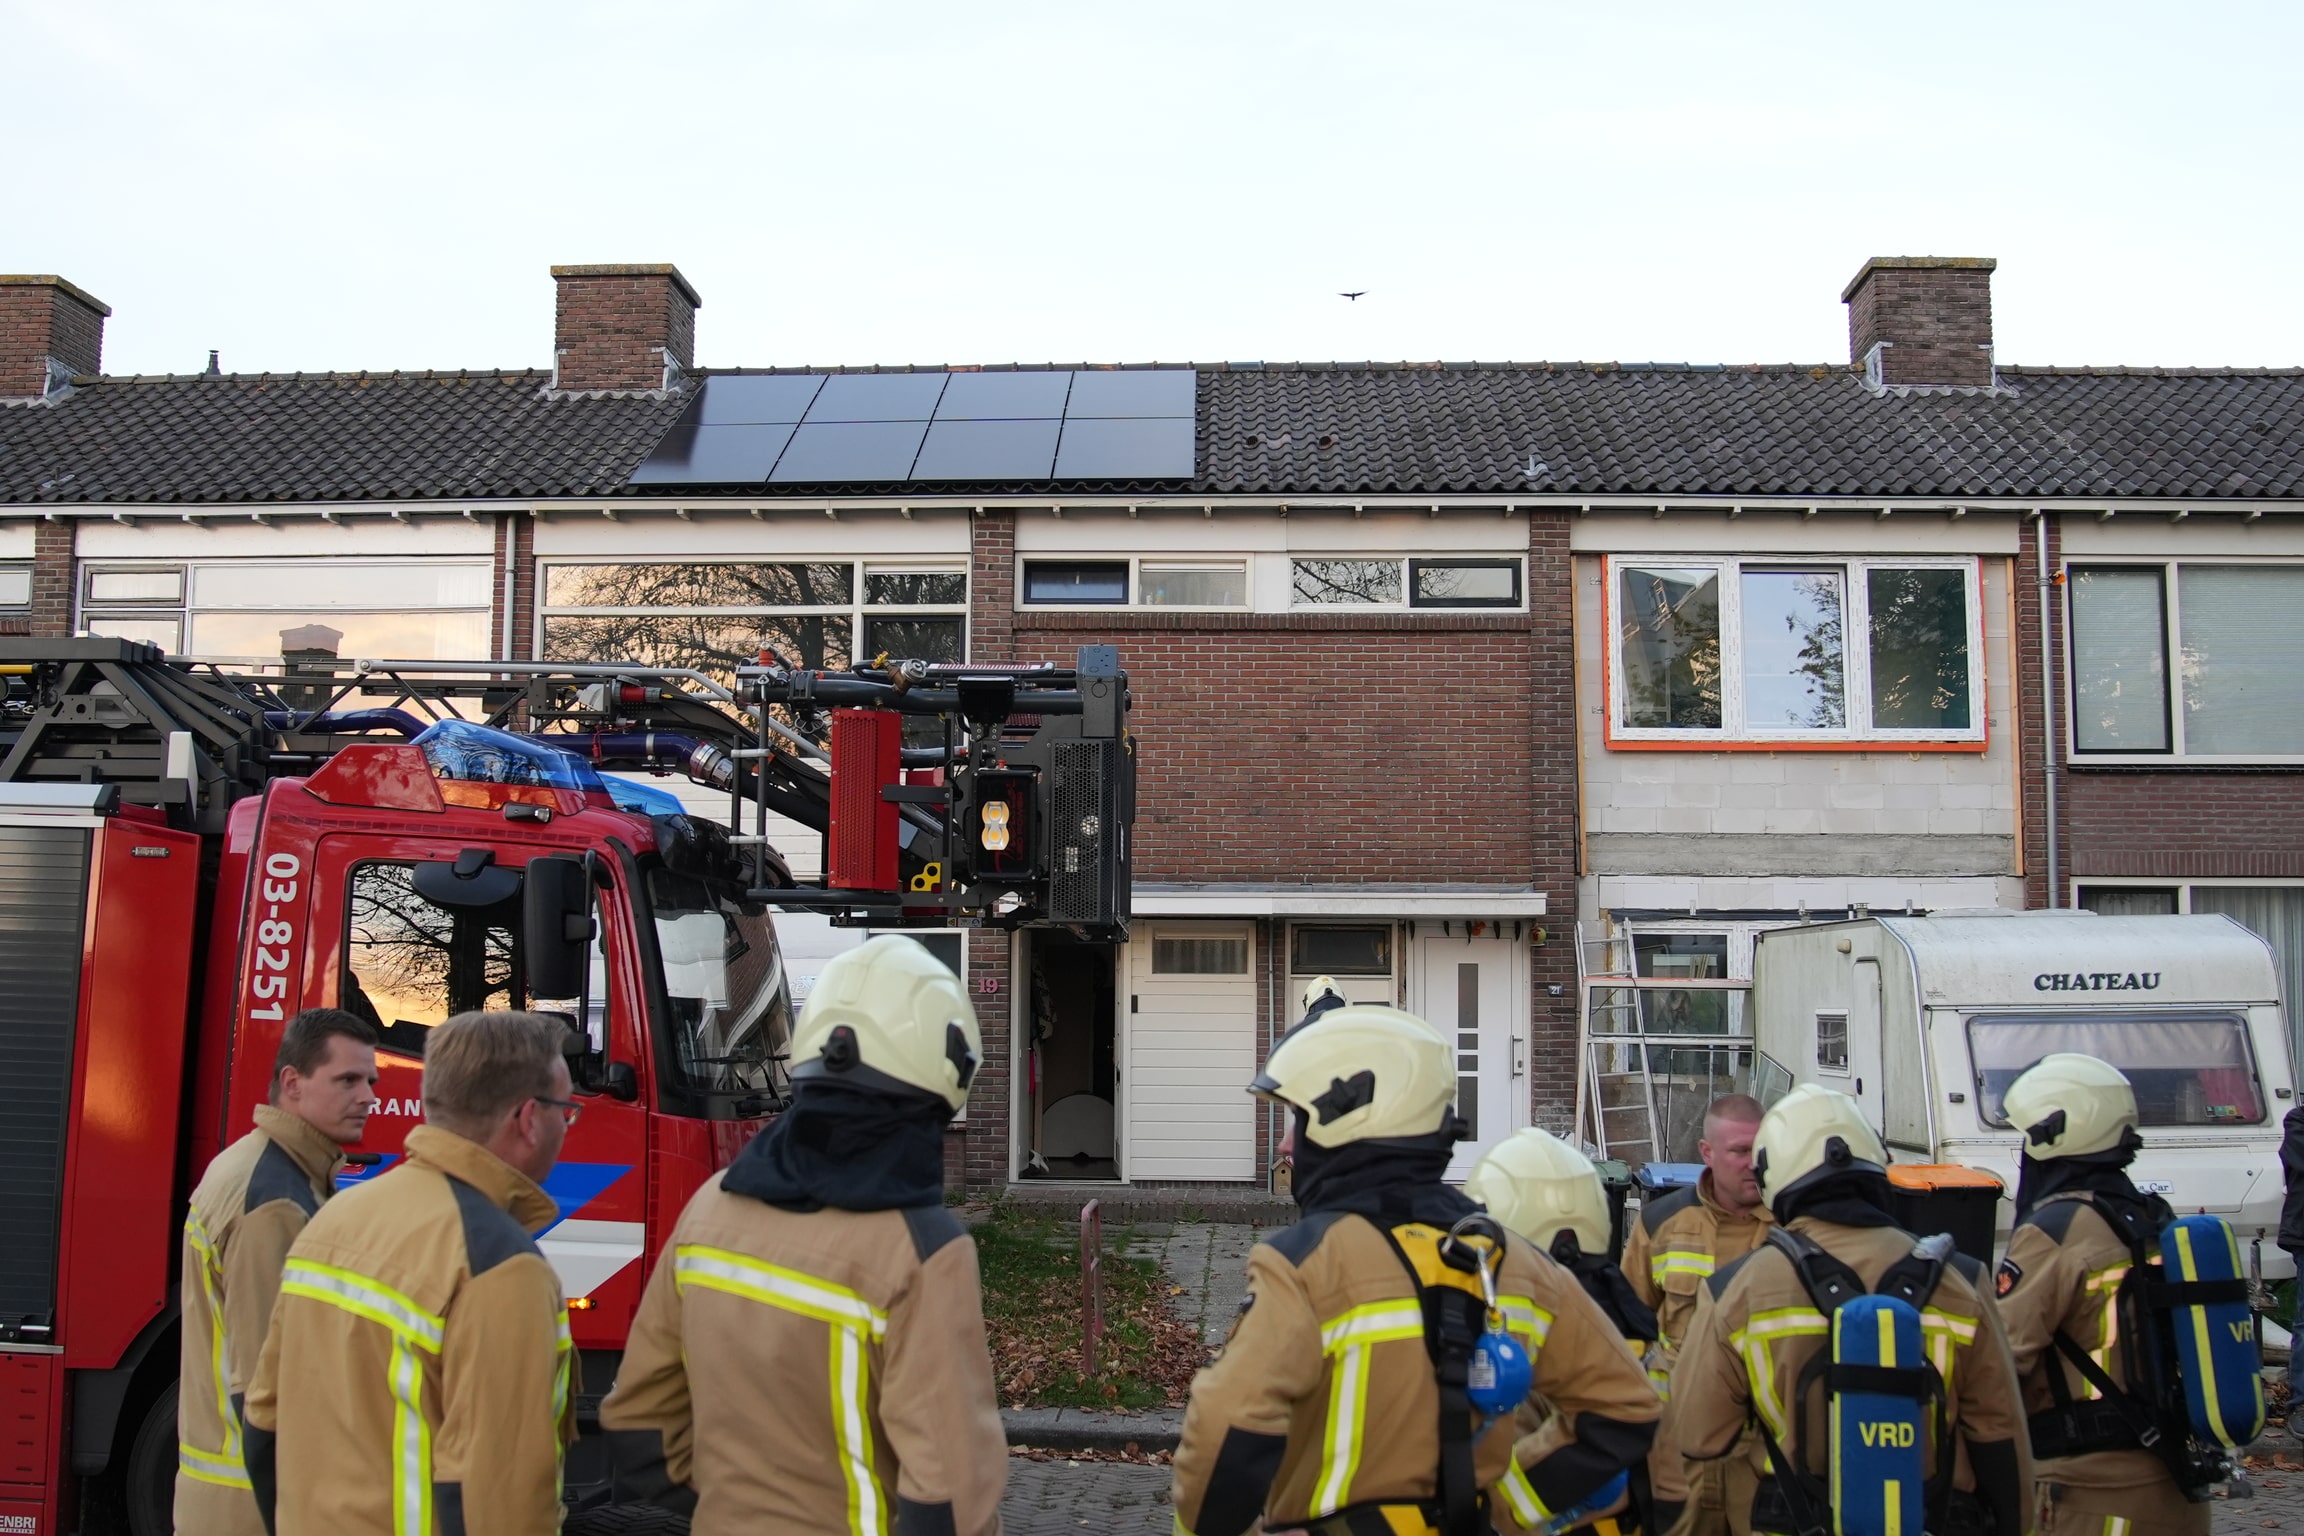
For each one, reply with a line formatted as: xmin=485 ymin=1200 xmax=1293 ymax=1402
xmin=1080 ymin=1198 xmax=1104 ymax=1377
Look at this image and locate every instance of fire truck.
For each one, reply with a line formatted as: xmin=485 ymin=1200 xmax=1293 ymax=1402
xmin=0 ymin=636 xmax=1134 ymax=1535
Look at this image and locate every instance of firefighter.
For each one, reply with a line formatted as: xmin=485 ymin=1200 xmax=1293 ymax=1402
xmin=1466 ymin=1127 xmax=1681 ymax=1536
xmin=1674 ymin=1084 xmax=2030 ymax=1536
xmin=1996 ymin=1053 xmax=2206 ymax=1536
xmin=600 ymin=934 xmax=1007 ymax=1533
xmin=1618 ymin=1094 xmax=1771 ymax=1536
xmin=175 ymin=1007 xmax=379 ymax=1535
xmin=1172 ymin=1004 xmax=1661 ymax=1536
xmin=244 ymin=1010 xmax=579 ymax=1536
xmin=1300 ymin=973 xmax=1349 ymax=1026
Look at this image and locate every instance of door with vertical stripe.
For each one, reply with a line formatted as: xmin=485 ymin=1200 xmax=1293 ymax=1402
xmin=1411 ymin=929 xmax=1526 ymax=1181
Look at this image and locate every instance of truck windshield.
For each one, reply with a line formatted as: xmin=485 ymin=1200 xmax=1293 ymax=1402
xmin=1967 ymin=1011 xmax=2265 ymax=1128
xmin=645 ymin=865 xmax=792 ymax=1102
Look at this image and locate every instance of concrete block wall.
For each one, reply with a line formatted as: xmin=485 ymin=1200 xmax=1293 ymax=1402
xmin=1576 ymin=547 xmax=2023 ymax=897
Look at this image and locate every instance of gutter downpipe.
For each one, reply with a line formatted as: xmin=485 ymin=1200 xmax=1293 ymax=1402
xmin=2034 ymin=508 xmax=2060 ymax=907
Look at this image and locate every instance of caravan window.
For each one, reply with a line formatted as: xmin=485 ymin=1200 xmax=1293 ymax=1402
xmin=1966 ymin=1012 xmax=2265 ymax=1128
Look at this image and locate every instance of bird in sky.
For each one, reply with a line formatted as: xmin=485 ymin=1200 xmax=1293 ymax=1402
xmin=1339 ymin=291 xmax=1366 ymax=301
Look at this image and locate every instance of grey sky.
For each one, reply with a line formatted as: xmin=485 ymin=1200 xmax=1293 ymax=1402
xmin=15 ymin=2 xmax=2301 ymax=378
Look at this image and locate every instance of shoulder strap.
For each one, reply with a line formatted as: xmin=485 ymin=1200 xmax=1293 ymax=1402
xmin=1378 ymin=1223 xmax=1489 ymax=1536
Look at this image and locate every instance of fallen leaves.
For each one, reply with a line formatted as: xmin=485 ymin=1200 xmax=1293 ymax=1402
xmin=977 ymin=1211 xmax=1209 ymax=1412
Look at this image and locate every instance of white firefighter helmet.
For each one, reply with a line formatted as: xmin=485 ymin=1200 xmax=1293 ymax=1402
xmin=1300 ymin=975 xmax=1345 ymax=1015
xmin=1251 ymin=1003 xmax=1456 ymax=1148
xmin=791 ymin=934 xmax=981 ymax=1113
xmin=1465 ymin=1127 xmax=1611 ymax=1257
xmin=1751 ymin=1083 xmax=1889 ymax=1215
xmin=2002 ymin=1053 xmax=2139 ymax=1161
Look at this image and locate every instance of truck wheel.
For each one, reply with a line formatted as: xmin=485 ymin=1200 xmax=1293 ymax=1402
xmin=121 ymin=1382 xmax=176 ymax=1536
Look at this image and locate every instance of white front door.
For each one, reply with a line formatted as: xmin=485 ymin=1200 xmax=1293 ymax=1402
xmin=1124 ymin=925 xmax=1258 ymax=1181
xmin=1412 ymin=930 xmax=1527 ymax=1180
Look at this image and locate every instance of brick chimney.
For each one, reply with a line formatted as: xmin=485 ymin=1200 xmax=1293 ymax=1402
xmin=550 ymin=264 xmax=700 ymax=393
xmin=0 ymin=275 xmax=110 ymax=398
xmin=1841 ymin=256 xmax=1996 ymax=390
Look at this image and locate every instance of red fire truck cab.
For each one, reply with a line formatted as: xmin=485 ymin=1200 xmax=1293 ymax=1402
xmin=0 ymin=638 xmax=1132 ymax=1535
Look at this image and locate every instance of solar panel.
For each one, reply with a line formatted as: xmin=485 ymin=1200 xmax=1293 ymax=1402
xmin=1061 ymin=369 xmax=1194 ymax=419
xmin=691 ymin=374 xmax=827 ymax=425
xmin=803 ymin=372 xmax=950 ymax=423
xmin=628 ymin=423 xmax=796 ymax=485
xmin=1051 ymin=417 xmax=1195 ymax=479
xmin=911 ymin=419 xmax=1062 ymax=481
xmin=933 ymin=371 xmax=1073 ymax=420
xmin=769 ymin=421 xmax=932 ymax=483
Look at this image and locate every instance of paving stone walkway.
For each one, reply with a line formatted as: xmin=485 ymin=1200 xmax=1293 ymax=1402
xmin=1125 ymin=1219 xmax=1261 ymax=1349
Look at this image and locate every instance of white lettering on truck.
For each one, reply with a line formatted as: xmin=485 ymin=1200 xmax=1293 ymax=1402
xmin=248 ymin=852 xmax=301 ymax=1023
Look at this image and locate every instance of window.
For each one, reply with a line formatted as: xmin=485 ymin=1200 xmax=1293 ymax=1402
xmin=1291 ymin=555 xmax=1526 ymax=611
xmin=2075 ymin=882 xmax=2304 ymax=1069
xmin=2078 ymin=887 xmax=2180 ymax=917
xmin=0 ymin=566 xmax=27 ymax=611
xmin=1290 ymin=925 xmax=1392 ymax=976
xmin=1815 ymin=1010 xmax=1850 ymax=1073
xmin=648 ymin=863 xmax=793 ymax=1100
xmin=1152 ymin=935 xmax=1249 ymax=974
xmin=2069 ymin=563 xmax=2304 ymax=758
xmin=1608 ymin=555 xmax=1981 ymax=743
xmin=341 ymin=862 xmax=524 ymax=1058
xmin=538 ymin=559 xmax=966 ymax=686
xmin=1021 ymin=557 xmax=1249 ymax=610
xmin=1411 ymin=558 xmax=1521 ymax=609
xmin=1968 ymin=1011 xmax=2264 ymax=1127
xmin=80 ymin=560 xmax=493 ymax=666
xmin=1634 ymin=932 xmax=1732 ymax=1033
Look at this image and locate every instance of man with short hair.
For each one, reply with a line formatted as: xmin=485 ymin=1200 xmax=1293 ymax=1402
xmin=1619 ymin=1093 xmax=1772 ymax=1536
xmin=245 ymin=1010 xmax=579 ymax=1536
xmin=176 ymin=1006 xmax=378 ymax=1536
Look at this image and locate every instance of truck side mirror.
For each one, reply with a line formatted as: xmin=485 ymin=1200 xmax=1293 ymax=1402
xmin=524 ymin=856 xmax=593 ymax=1000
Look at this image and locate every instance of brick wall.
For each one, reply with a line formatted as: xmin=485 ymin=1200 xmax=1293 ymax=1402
xmin=960 ymin=935 xmax=1012 ymax=1186
xmin=1844 ymin=258 xmax=1995 ymax=390
xmin=1524 ymin=511 xmax=1581 ymax=1122
xmin=2016 ymin=514 xmax=2062 ymax=905
xmin=496 ymin=511 xmax=536 ymax=659
xmin=550 ymin=265 xmax=699 ymax=394
xmin=31 ymin=519 xmax=74 ymax=638
xmin=2065 ymin=771 xmax=2304 ymax=879
xmin=0 ymin=276 xmax=108 ymax=398
xmin=968 ymin=509 xmax=1015 ymax=663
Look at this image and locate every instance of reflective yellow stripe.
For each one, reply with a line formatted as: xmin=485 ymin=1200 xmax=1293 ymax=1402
xmin=2104 ymin=1519 xmax=2130 ymax=1536
xmin=1496 ymin=1459 xmax=1548 ymax=1526
xmin=279 ymin=1260 xmax=445 ymax=1350
xmin=1497 ymin=1296 xmax=1552 ymax=1348
xmin=553 ymin=1314 xmax=574 ymax=1424
xmin=180 ymin=1212 xmax=245 ymax=1481
xmin=1313 ymin=1342 xmax=1373 ymax=1515
xmin=829 ymin=1319 xmax=885 ymax=1536
xmin=277 ymin=1259 xmax=440 ymax=1536
xmin=675 ymin=1246 xmax=890 ymax=1339
xmin=1319 ymin=1300 xmax=1426 ymax=1351
xmin=676 ymin=1246 xmax=886 ymax=1534
xmin=1732 ymin=1307 xmax=1824 ymax=1441
xmin=387 ymin=1334 xmax=430 ymax=1536
xmin=1650 ymin=1250 xmax=1715 ymax=1283
xmin=178 ymin=1443 xmax=253 ymax=1489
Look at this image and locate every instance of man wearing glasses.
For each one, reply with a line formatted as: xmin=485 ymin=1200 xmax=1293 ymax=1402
xmin=245 ymin=1010 xmax=580 ymax=1536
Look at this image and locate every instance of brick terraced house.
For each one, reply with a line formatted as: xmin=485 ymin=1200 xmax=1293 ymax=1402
xmin=3 ymin=257 xmax=2300 ymax=1190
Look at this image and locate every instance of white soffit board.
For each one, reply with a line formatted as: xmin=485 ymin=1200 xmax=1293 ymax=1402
xmin=1015 ymin=509 xmax=1528 ymax=554
xmin=76 ymin=517 xmax=496 ymax=559
xmin=1571 ymin=509 xmax=2018 ymax=556
xmin=2060 ymin=517 xmax=2304 ymax=558
xmin=1133 ymin=885 xmax=1546 ymax=918
xmin=0 ymin=524 xmax=32 ymax=558
xmin=534 ymin=509 xmax=968 ymax=557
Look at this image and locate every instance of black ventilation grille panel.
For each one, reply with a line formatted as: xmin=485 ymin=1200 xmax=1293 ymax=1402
xmin=0 ymin=825 xmax=89 ymax=1332
xmin=1048 ymin=740 xmax=1117 ymax=926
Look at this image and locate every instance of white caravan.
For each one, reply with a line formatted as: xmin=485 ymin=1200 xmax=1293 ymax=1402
xmin=1751 ymin=910 xmax=2296 ymax=1276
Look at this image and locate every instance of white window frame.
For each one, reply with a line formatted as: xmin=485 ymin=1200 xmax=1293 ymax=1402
xmin=1604 ymin=553 xmax=1987 ymax=746
xmin=79 ymin=558 xmax=494 ymax=665
xmin=1016 ymin=554 xmax=1250 ymax=612
xmin=2064 ymin=558 xmax=2304 ymax=765
xmin=1286 ymin=553 xmax=1527 ymax=613
xmin=535 ymin=557 xmax=969 ymax=662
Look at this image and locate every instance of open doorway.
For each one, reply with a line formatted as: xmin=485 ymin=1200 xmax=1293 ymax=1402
xmin=1020 ymin=931 xmax=1119 ymax=1180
